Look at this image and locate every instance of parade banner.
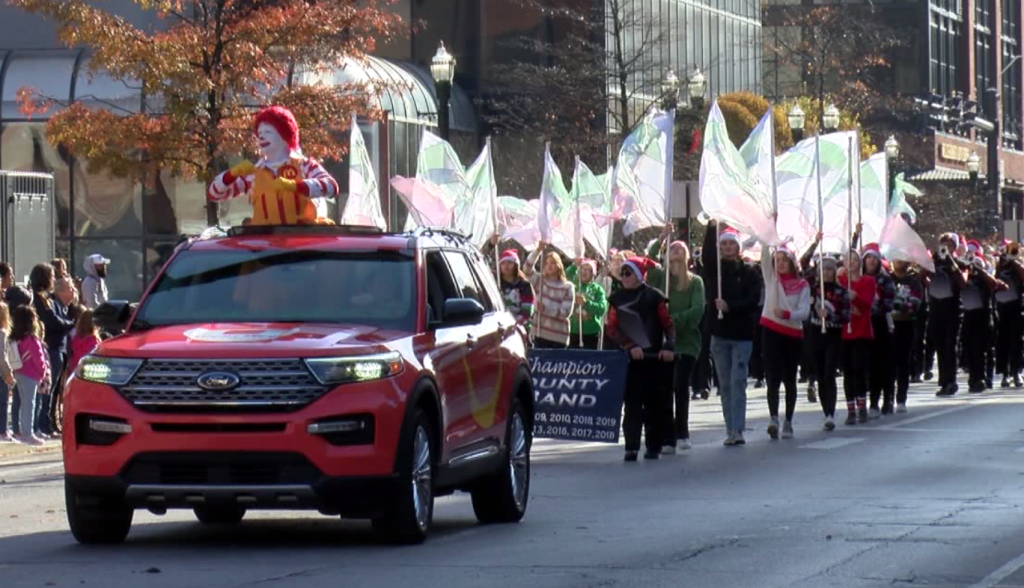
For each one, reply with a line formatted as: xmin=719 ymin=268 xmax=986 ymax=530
xmin=528 ymin=349 xmax=628 ymax=443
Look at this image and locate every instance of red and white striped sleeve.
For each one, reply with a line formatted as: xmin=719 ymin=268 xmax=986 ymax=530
xmin=300 ymin=158 xmax=339 ymax=200
xmin=207 ymin=169 xmax=253 ymax=202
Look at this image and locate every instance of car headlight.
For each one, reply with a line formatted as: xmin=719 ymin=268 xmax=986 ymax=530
xmin=76 ymin=356 xmax=143 ymax=386
xmin=304 ymin=352 xmax=404 ymax=385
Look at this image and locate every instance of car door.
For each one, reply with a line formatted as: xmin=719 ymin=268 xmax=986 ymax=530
xmin=440 ymin=250 xmax=504 ymax=452
xmin=422 ymin=250 xmax=477 ymax=464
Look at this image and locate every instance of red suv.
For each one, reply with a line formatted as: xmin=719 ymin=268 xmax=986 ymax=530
xmin=63 ymin=225 xmax=533 ymax=544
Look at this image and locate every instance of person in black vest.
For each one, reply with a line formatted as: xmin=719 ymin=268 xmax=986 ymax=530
xmin=605 ymin=256 xmax=676 ymax=461
xmin=891 ymin=260 xmax=925 ymax=411
xmin=960 ymin=250 xmax=1006 ymax=393
xmin=996 ymin=242 xmax=1024 ymax=388
xmin=930 ymin=234 xmax=967 ymax=397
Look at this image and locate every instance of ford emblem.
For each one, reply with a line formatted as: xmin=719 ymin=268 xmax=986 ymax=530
xmin=196 ymin=371 xmax=241 ymax=391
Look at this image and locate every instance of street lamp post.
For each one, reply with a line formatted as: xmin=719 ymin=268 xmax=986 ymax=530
xmin=687 ymin=68 xmax=706 ymax=109
xmin=430 ymin=42 xmax=456 ymax=141
xmin=885 ymin=135 xmax=900 ymax=208
xmin=788 ymin=104 xmax=806 ymax=142
xmin=967 ymin=151 xmax=981 ymax=189
xmin=822 ymin=103 xmax=840 ymax=133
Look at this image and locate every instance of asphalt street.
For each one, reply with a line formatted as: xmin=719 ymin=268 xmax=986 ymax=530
xmin=3 ymin=376 xmax=1024 ymax=588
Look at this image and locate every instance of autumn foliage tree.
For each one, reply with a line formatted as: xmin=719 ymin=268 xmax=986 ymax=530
xmin=10 ymin=0 xmax=403 ymax=224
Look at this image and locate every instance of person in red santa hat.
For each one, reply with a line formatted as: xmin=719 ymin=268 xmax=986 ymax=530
xmin=701 ymin=220 xmax=762 ymax=446
xmin=961 ymin=249 xmax=1007 ymax=392
xmin=860 ymin=243 xmax=897 ymax=417
xmin=759 ymin=243 xmax=811 ymax=440
xmin=605 ymin=256 xmax=675 ymax=461
xmin=497 ymin=248 xmax=536 ymax=335
xmin=208 ymin=105 xmax=339 ymax=225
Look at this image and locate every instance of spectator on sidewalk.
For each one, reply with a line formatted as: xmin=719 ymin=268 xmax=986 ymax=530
xmin=30 ymin=264 xmax=74 ymax=438
xmin=81 ymin=255 xmax=110 ymax=310
xmin=68 ymin=309 xmax=100 ymax=377
xmin=702 ymin=220 xmax=762 ymax=447
xmin=11 ymin=305 xmax=49 ymax=446
xmin=0 ymin=302 xmax=15 ymax=441
xmin=50 ymin=258 xmax=69 ymax=281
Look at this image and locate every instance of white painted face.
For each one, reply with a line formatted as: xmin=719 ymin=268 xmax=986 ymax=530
xmin=257 ymin=122 xmax=289 ymax=163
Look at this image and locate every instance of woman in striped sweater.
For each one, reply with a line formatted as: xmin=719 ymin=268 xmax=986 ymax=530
xmin=525 ymin=243 xmax=576 ymax=348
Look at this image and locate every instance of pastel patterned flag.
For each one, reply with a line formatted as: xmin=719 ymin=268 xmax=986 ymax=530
xmin=738 ymin=109 xmax=777 ymax=212
xmin=617 ymin=109 xmax=675 ymax=235
xmin=342 ymin=116 xmax=387 ymax=229
xmin=890 ymin=172 xmax=920 ymax=223
xmin=858 ymin=153 xmax=890 ymax=247
xmin=538 ymin=144 xmax=571 ymax=246
xmin=699 ymin=101 xmax=781 ymax=246
xmin=457 ymin=142 xmax=498 ymax=247
xmin=881 ymin=213 xmax=935 ymax=273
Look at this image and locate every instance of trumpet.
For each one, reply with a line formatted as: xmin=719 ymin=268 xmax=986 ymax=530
xmin=696 ymin=211 xmax=713 ymax=226
xmin=937 ymin=246 xmax=950 ymax=260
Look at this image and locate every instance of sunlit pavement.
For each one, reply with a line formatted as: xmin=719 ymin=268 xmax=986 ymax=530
xmin=4 ymin=376 xmax=1024 ymax=588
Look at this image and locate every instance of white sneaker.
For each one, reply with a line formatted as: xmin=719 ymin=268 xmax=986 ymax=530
xmin=781 ymin=421 xmax=794 ymax=439
xmin=896 ymin=403 xmax=907 ymax=413
xmin=676 ymin=439 xmax=691 ymax=451
xmin=661 ymin=444 xmax=676 ymax=455
xmin=19 ymin=436 xmax=43 ymax=446
xmin=767 ymin=418 xmax=779 ymax=440
xmin=824 ymin=416 xmax=835 ymax=431
xmin=723 ymin=434 xmax=736 ymax=446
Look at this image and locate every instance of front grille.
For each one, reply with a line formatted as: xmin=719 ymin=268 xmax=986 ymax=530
xmin=118 ymin=359 xmax=327 ymax=412
xmin=121 ymin=452 xmax=322 ymax=486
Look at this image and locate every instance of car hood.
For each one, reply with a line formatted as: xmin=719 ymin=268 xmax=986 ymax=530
xmin=98 ymin=323 xmax=412 ymax=358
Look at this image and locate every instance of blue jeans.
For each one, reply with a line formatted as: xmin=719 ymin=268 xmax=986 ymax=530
xmin=711 ymin=336 xmax=753 ymax=436
xmin=13 ymin=373 xmax=37 ymax=441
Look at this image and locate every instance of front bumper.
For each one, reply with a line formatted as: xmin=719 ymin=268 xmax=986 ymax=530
xmin=62 ymin=375 xmax=413 ymax=480
xmin=66 ymin=471 xmax=401 ymax=518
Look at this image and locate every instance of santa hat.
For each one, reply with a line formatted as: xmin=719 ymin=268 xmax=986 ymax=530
xmin=719 ymin=227 xmax=742 ymax=245
xmin=500 ymin=249 xmax=520 ymax=266
xmin=819 ymin=256 xmax=838 ymax=270
xmin=966 ymin=239 xmax=983 ymax=255
xmin=939 ymin=232 xmax=960 ymax=246
xmin=579 ymin=258 xmax=598 ymax=275
xmin=774 ymin=246 xmax=799 ymax=268
xmin=862 ymin=243 xmax=883 ymax=260
xmin=1002 ymin=239 xmax=1012 ymax=251
xmin=254 ymin=106 xmax=300 ymax=150
xmin=621 ymin=256 xmax=657 ymax=279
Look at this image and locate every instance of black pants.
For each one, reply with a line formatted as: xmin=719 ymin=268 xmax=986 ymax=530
xmin=869 ymin=315 xmax=896 ymax=410
xmin=692 ymin=306 xmax=715 ymax=392
xmin=911 ymin=308 xmax=928 ymax=379
xmin=623 ymin=359 xmax=671 ymax=452
xmin=534 ymin=338 xmax=567 ymax=349
xmin=893 ymin=321 xmax=915 ymax=404
xmin=569 ymin=332 xmax=600 ymax=350
xmin=996 ymin=301 xmax=1022 ymax=377
xmin=763 ymin=328 xmax=802 ymax=421
xmin=801 ymin=322 xmax=818 ymax=383
xmin=750 ymin=320 xmax=765 ymax=380
xmin=928 ymin=303 xmax=961 ymax=388
xmin=36 ymin=350 xmax=63 ymax=435
xmin=811 ymin=327 xmax=842 ymax=417
xmin=663 ymin=354 xmax=696 ymax=443
xmin=844 ymin=339 xmax=870 ymax=402
xmin=963 ymin=309 xmax=992 ymax=387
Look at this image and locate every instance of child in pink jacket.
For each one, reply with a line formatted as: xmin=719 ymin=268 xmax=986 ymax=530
xmin=68 ymin=309 xmax=100 ymax=376
xmin=11 ymin=305 xmax=50 ymax=446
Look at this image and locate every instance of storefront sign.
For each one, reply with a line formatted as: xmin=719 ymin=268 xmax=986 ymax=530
xmin=940 ymin=143 xmax=971 ymax=163
xmin=527 ymin=349 xmax=628 ymax=443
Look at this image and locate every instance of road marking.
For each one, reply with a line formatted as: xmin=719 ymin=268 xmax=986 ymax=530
xmin=799 ymin=437 xmax=866 ymax=450
xmin=876 ymin=403 xmax=982 ymax=430
xmin=968 ymin=548 xmax=1024 ymax=588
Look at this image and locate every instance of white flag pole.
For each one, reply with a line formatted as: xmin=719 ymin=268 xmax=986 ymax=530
xmin=574 ymin=155 xmax=584 ymax=349
xmin=770 ymin=107 xmax=779 ymax=216
xmin=716 ymin=221 xmax=724 ymax=320
xmin=599 ymin=143 xmax=614 ymax=351
xmin=664 ymin=109 xmax=676 ymax=302
xmin=487 ymin=137 xmax=499 ymax=284
xmin=845 ymin=135 xmax=854 ymax=334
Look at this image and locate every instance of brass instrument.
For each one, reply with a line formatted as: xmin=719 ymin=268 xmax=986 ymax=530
xmin=1008 ymin=243 xmax=1022 ymax=262
xmin=937 ymin=245 xmax=950 ymax=260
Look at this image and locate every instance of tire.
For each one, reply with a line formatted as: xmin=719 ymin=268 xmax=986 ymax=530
xmin=373 ymin=409 xmax=434 ymax=544
xmin=471 ymin=396 xmax=531 ymax=524
xmin=194 ymin=506 xmax=246 ymax=525
xmin=65 ymin=480 xmax=133 ymax=544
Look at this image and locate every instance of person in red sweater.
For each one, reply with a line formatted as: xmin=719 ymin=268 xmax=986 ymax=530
xmin=839 ymin=250 xmax=877 ymax=425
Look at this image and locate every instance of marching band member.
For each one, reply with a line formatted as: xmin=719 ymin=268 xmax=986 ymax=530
xmin=995 ymin=242 xmax=1024 ymax=388
xmin=861 ymin=244 xmax=896 ymax=416
xmin=961 ymin=250 xmax=1007 ymax=393
xmin=890 ymin=259 xmax=925 ymax=412
xmin=839 ymin=250 xmax=876 ymax=424
xmin=929 ymin=233 xmax=967 ymax=397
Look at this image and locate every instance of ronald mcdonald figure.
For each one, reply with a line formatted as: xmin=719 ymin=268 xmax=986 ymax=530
xmin=208 ymin=106 xmax=339 ymax=225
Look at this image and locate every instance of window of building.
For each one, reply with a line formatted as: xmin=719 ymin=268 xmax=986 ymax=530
xmin=976 ymin=0 xmax=994 ymax=118
xmin=1002 ymin=0 xmax=1022 ymax=149
xmin=929 ymin=0 xmax=961 ymax=97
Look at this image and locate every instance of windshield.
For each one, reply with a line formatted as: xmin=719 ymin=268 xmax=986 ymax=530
xmin=136 ymin=248 xmax=416 ymax=330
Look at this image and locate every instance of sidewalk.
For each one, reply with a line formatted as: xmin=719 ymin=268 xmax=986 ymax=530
xmin=0 ymin=438 xmax=61 ymax=463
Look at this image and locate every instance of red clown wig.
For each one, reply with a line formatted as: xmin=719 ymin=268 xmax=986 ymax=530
xmin=254 ymin=106 xmax=300 ymax=150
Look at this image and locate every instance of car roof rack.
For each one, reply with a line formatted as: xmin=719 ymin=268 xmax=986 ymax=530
xmin=226 ymin=224 xmax=385 ymax=237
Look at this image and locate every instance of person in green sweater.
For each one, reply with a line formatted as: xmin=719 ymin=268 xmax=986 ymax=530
xmin=566 ymin=259 xmax=608 ymax=349
xmin=647 ymin=239 xmax=705 ymax=452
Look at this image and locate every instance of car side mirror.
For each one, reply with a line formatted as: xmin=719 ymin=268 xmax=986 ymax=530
xmin=92 ymin=300 xmax=132 ymax=335
xmin=442 ymin=298 xmax=485 ymax=327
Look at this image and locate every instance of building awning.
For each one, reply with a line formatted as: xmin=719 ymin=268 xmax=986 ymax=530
xmin=907 ymin=167 xmax=983 ymax=182
xmin=295 ymin=56 xmax=477 ymax=133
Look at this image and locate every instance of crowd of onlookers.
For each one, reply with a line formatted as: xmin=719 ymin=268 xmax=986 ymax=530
xmin=0 ymin=256 xmax=109 ymax=445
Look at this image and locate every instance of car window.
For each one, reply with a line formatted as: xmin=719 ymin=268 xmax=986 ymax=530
xmin=425 ymin=250 xmax=459 ymax=323
xmin=443 ymin=251 xmax=492 ymax=312
xmin=471 ymin=251 xmax=504 ymax=313
xmin=136 ymin=249 xmax=416 ymax=330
